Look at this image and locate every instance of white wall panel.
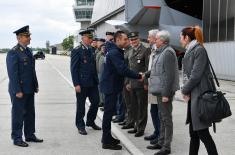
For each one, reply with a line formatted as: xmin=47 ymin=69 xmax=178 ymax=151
xmin=205 ymin=42 xmax=235 ymax=81
xmin=91 ymin=0 xmax=125 ymax=23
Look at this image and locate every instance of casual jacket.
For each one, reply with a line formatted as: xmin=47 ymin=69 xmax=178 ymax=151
xmin=148 ymin=44 xmax=179 ymax=97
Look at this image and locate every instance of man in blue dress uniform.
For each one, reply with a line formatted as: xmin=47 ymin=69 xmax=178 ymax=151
xmin=6 ymin=25 xmax=43 ymax=147
xmin=70 ymin=29 xmax=101 ymax=135
xmin=100 ymin=31 xmax=144 ymax=150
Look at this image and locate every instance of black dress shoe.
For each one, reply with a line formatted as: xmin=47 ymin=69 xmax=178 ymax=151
xmin=122 ymin=124 xmax=134 ymax=129
xmin=78 ymin=129 xmax=87 ymax=135
xmin=118 ymin=121 xmax=126 ymax=126
xmin=25 ymin=137 xmax=43 ymax=143
xmin=135 ymin=131 xmax=144 ymax=137
xmin=98 ymin=102 xmax=104 ymax=107
xmin=14 ymin=141 xmax=29 ymax=147
xmin=150 ymin=138 xmax=158 ymax=145
xmin=154 ymin=149 xmax=171 ymax=155
xmin=102 ymin=143 xmax=122 ymax=150
xmin=87 ymin=123 xmax=101 ymax=130
xmin=147 ymin=144 xmax=162 ymax=150
xmin=112 ymin=118 xmax=123 ymax=123
xmin=144 ymin=134 xmax=157 ymax=141
xmin=127 ymin=129 xmax=137 ymax=134
xmin=111 ymin=138 xmax=120 ymax=145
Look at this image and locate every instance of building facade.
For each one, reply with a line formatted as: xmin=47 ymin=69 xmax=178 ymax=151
xmin=72 ymin=0 xmax=235 ymax=80
xmin=203 ymin=0 xmax=235 ymax=80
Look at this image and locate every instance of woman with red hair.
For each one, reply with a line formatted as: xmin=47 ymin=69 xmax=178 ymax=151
xmin=180 ymin=26 xmax=218 ymax=155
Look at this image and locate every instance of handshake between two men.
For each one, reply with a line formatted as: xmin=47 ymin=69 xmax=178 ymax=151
xmin=126 ymin=72 xmax=147 ymax=92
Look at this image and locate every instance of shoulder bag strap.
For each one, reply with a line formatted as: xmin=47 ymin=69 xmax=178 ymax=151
xmin=204 ymin=49 xmax=220 ymax=87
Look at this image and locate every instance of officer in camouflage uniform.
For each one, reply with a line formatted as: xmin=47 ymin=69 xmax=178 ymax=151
xmin=126 ymin=32 xmax=151 ymax=137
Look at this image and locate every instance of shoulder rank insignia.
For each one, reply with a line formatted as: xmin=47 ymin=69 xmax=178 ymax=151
xmin=75 ymin=45 xmax=82 ymax=50
xmin=12 ymin=46 xmax=17 ymax=51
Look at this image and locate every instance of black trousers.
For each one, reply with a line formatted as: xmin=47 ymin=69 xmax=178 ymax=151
xmin=75 ymin=86 xmax=99 ymax=129
xmin=189 ymin=123 xmax=218 ymax=155
xmin=102 ymin=93 xmax=118 ymax=144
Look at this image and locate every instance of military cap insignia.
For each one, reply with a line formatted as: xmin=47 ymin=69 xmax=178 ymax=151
xmin=128 ymin=31 xmax=139 ymax=38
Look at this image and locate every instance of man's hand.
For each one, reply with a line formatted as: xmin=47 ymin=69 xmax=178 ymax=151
xmin=16 ymin=92 xmax=23 ymax=98
xmin=126 ymin=84 xmax=131 ymax=91
xmin=182 ymin=94 xmax=190 ymax=103
xmin=162 ymin=96 xmax=169 ymax=103
xmin=144 ymin=85 xmax=148 ymax=91
xmin=75 ymin=85 xmax=81 ymax=93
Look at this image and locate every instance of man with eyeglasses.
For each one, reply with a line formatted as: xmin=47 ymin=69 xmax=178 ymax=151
xmin=6 ymin=25 xmax=43 ymax=147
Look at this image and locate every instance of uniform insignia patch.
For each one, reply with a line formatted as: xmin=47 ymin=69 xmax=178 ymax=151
xmin=20 ymin=47 xmax=24 ymax=52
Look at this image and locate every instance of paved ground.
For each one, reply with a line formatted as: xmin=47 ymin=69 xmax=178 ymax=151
xmin=0 ymin=54 xmax=129 ymax=155
xmin=0 ymin=53 xmax=235 ymax=155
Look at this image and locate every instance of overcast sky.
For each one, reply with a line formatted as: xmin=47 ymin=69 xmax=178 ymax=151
xmin=0 ymin=0 xmax=80 ymax=48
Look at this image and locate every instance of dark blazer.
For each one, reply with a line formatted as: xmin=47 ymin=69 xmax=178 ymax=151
xmin=182 ymin=43 xmax=216 ymax=131
xmin=6 ymin=44 xmax=38 ymax=94
xmin=100 ymin=42 xmax=140 ymax=94
xmin=70 ymin=43 xmax=98 ymax=87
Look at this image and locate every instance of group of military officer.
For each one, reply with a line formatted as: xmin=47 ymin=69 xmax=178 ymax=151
xmin=6 ymin=25 xmax=154 ymax=150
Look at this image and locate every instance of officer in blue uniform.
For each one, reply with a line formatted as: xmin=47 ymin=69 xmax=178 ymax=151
xmin=70 ymin=29 xmax=101 ymax=135
xmin=6 ymin=25 xmax=43 ymax=147
xmin=100 ymin=31 xmax=144 ymax=150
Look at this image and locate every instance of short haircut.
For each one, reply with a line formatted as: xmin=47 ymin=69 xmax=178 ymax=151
xmin=148 ymin=29 xmax=159 ymax=38
xmin=156 ymin=30 xmax=170 ymax=43
xmin=114 ymin=31 xmax=126 ymax=42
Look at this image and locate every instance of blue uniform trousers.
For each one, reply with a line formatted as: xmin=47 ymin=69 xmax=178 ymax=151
xmin=102 ymin=93 xmax=118 ymax=144
xmin=10 ymin=94 xmax=35 ymax=143
xmin=115 ymin=92 xmax=125 ymax=121
xmin=75 ymin=86 xmax=99 ymax=129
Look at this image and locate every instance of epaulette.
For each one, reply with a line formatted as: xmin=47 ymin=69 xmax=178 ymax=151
xmin=12 ymin=45 xmax=18 ymax=51
xmin=11 ymin=44 xmax=24 ymax=52
xmin=74 ymin=44 xmax=82 ymax=50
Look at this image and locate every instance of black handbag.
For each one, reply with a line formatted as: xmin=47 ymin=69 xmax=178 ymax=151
xmin=198 ymin=51 xmax=232 ymax=131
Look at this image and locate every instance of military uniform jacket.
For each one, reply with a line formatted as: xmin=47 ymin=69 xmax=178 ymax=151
xmin=6 ymin=44 xmax=38 ymax=94
xmin=70 ymin=43 xmax=99 ymax=87
xmin=127 ymin=43 xmax=150 ymax=89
